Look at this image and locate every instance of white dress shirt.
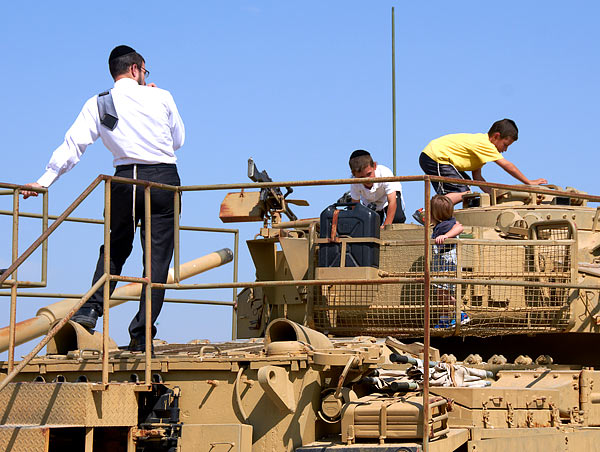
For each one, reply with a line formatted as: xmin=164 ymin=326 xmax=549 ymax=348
xmin=350 ymin=164 xmax=402 ymax=211
xmin=37 ymin=78 xmax=185 ymax=187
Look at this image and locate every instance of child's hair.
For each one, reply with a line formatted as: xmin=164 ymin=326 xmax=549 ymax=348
xmin=349 ymin=149 xmax=374 ymax=175
xmin=488 ymin=118 xmax=518 ymax=141
xmin=430 ymin=195 xmax=454 ymax=224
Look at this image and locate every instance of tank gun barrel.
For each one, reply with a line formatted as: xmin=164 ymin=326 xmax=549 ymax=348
xmin=0 ymin=248 xmax=233 ymax=352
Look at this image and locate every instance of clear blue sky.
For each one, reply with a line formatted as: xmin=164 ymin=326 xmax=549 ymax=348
xmin=1 ymin=1 xmax=598 ymax=358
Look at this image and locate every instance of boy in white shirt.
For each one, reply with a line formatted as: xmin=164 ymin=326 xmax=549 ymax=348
xmin=349 ymin=150 xmax=405 ymax=228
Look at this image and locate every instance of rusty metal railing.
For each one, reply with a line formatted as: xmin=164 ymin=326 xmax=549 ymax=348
xmin=2 ymin=173 xmax=600 ymax=451
xmin=0 ymin=183 xmax=49 ymax=374
xmin=0 ymin=175 xmax=238 ymax=390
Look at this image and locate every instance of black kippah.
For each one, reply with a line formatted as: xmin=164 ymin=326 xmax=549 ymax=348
xmin=350 ymin=149 xmax=371 ymax=159
xmin=109 ymin=45 xmax=136 ymax=63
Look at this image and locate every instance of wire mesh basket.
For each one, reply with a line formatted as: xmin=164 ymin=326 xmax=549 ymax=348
xmin=312 ymin=222 xmax=575 ymax=337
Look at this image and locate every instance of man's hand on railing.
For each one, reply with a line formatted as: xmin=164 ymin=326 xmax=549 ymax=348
xmin=527 ymin=178 xmax=548 ymax=186
xmin=21 ymin=182 xmax=43 ymax=199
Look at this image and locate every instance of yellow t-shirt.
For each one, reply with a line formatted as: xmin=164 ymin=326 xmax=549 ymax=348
xmin=422 ymin=133 xmax=503 ymax=171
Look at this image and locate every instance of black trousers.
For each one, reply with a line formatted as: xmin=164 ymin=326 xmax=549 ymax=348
xmin=86 ymin=163 xmax=180 ymax=341
xmin=418 ymin=152 xmax=471 ymax=194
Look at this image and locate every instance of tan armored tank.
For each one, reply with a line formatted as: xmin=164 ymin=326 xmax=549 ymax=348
xmin=3 ymin=170 xmax=600 ymax=452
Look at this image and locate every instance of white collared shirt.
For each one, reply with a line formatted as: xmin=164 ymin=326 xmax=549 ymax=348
xmin=350 ymin=164 xmax=402 ymax=211
xmin=37 ymin=78 xmax=185 ymax=187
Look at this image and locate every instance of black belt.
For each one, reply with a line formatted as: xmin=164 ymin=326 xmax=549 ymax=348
xmin=116 ymin=163 xmax=177 ymax=170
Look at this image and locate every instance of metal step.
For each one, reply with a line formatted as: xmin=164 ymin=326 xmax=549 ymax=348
xmin=0 ymin=425 xmax=49 ymax=451
xmin=0 ymin=382 xmax=138 ymax=426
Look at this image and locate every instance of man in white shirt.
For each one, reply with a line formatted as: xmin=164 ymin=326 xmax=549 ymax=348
xmin=349 ymin=150 xmax=405 ymax=227
xmin=23 ymin=45 xmax=185 ymax=352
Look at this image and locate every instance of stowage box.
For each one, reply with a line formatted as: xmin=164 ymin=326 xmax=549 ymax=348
xmin=318 ymin=202 xmax=380 ymax=268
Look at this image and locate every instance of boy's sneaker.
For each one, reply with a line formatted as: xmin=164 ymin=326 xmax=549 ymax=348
xmin=450 ymin=312 xmax=471 ymax=326
xmin=435 ymin=312 xmax=470 ymax=329
xmin=460 ymin=312 xmax=471 ymax=325
xmin=412 ymin=208 xmax=425 ymax=225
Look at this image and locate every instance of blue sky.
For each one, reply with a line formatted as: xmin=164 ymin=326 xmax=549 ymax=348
xmin=1 ymin=1 xmax=599 ymax=358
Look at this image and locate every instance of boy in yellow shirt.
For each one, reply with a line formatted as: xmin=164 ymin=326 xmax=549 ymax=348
xmin=414 ymin=119 xmax=547 ymax=223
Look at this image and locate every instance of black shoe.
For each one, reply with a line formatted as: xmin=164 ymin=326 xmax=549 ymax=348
xmin=128 ymin=337 xmax=155 ymax=354
xmin=71 ymin=307 xmax=100 ymax=329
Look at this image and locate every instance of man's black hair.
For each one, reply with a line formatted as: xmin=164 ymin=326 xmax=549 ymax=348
xmin=109 ymin=51 xmax=145 ymax=79
xmin=488 ymin=118 xmax=518 ymax=141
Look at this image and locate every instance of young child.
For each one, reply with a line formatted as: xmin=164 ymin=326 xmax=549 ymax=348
xmin=413 ymin=119 xmax=547 ymax=223
xmin=349 ymin=150 xmax=406 ymax=228
xmin=430 ymin=194 xmax=470 ymax=328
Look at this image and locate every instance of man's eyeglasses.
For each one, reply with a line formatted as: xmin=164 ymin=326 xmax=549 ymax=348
xmin=136 ymin=64 xmax=150 ymax=78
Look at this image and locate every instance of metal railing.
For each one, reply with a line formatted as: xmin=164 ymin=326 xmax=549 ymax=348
xmin=2 ymin=173 xmax=600 ymax=451
xmin=0 ymin=175 xmax=238 ymax=390
xmin=0 ymin=182 xmax=48 ymax=373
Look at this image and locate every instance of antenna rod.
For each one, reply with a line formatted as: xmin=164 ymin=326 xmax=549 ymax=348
xmin=391 ymin=7 xmax=397 ymax=175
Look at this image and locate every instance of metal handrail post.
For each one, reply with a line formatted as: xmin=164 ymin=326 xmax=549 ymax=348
xmin=422 ymin=178 xmax=431 ymax=452
xmin=232 ymin=230 xmax=239 ymax=340
xmin=102 ymin=180 xmax=111 ymax=386
xmin=144 ymin=186 xmax=152 ymax=383
xmin=391 ymin=6 xmax=396 ymax=176
xmin=8 ymin=189 xmax=20 ymax=372
xmin=455 ymin=239 xmax=463 ymax=334
xmin=41 ymin=191 xmax=48 ymax=286
xmin=174 ymin=190 xmax=180 ymax=283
